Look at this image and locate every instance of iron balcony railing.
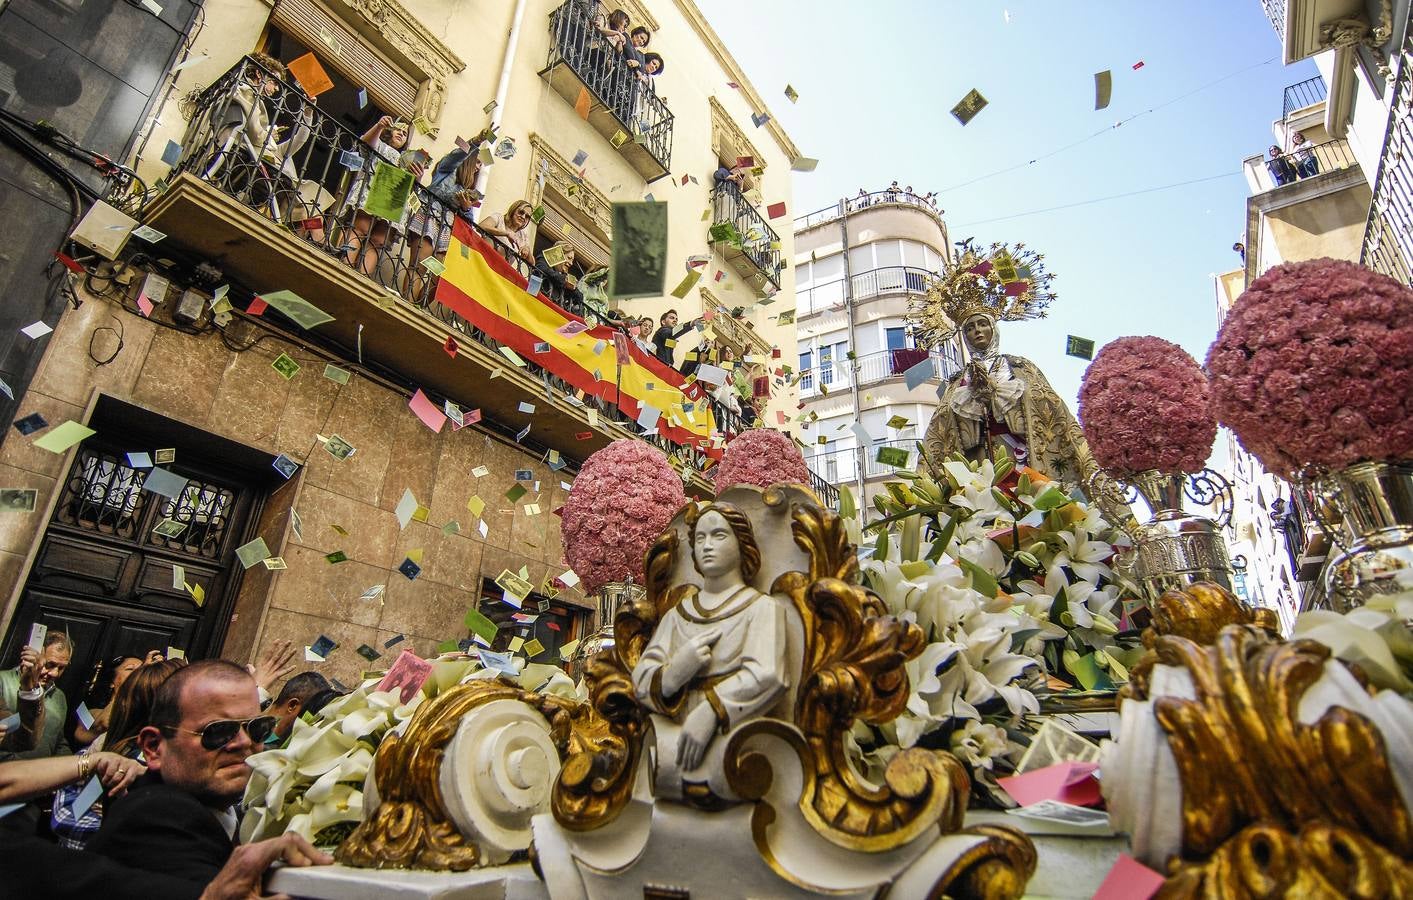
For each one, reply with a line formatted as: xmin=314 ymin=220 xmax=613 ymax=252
xmin=797 ymin=264 xmax=934 ymax=316
xmin=547 ymin=0 xmax=673 ymax=173
xmin=809 ymin=438 xmax=921 ymax=486
xmin=1241 ymin=137 xmax=1358 ymax=193
xmin=1361 ymin=34 xmax=1413 ymax=284
xmin=142 ymin=56 xmax=758 ymax=483
xmin=794 ymin=188 xmax=944 ymax=231
xmin=1282 ymin=74 xmax=1326 ymax=120
xmin=710 ymin=182 xmax=783 ymax=290
xmin=798 ymin=348 xmax=957 ymax=399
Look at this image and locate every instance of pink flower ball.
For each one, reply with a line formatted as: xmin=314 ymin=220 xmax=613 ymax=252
xmin=1079 ymin=336 xmax=1216 ymax=477
xmin=561 ymin=439 xmax=686 ymax=592
xmin=1206 ymin=258 xmax=1413 ymax=478
xmin=714 ymin=428 xmax=811 ymax=491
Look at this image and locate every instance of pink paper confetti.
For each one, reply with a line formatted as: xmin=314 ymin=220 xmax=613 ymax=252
xmin=408 ymin=388 xmax=447 ymax=433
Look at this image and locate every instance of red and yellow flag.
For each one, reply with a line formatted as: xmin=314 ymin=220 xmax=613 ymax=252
xmin=436 ymin=220 xmax=716 ymax=446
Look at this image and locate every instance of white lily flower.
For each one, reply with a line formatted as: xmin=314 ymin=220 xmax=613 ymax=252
xmin=1054 ymin=527 xmax=1115 ymax=583
xmin=950 ymin=720 xmax=1011 ymax=770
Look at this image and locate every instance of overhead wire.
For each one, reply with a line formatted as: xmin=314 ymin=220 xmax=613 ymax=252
xmin=953 ymin=171 xmax=1242 ymax=227
xmin=936 ymin=55 xmax=1280 ymax=196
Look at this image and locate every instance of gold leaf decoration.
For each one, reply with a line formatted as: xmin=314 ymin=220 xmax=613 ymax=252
xmin=1127 ymin=625 xmax=1412 ymax=893
xmin=338 ymin=681 xmax=573 ymax=870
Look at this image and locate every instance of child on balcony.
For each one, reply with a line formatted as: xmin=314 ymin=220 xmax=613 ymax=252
xmin=406 ymin=145 xmax=483 ymax=300
xmin=341 ymin=116 xmax=423 ymax=277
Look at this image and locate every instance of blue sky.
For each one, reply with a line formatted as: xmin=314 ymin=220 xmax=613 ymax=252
xmin=699 ymin=0 xmax=1316 ymax=409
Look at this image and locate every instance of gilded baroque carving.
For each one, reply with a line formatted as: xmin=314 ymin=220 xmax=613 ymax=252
xmin=1115 ymin=620 xmax=1412 ymax=896
xmin=337 ymin=681 xmax=575 ymax=870
xmin=1137 ymin=582 xmax=1280 ymax=652
xmin=528 ymin=136 xmax=614 ymax=240
xmin=548 ymin=487 xmax=1036 ymax=896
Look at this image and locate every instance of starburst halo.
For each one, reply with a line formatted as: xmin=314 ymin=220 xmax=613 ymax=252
xmin=909 ymin=238 xmax=1057 ymax=349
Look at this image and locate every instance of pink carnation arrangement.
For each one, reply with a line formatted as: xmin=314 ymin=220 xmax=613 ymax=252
xmin=1206 ymin=258 xmax=1413 ymax=479
xmin=1078 ymin=336 xmax=1216 ymax=477
xmin=714 ymin=428 xmax=811 ymax=491
xmin=561 ymin=439 xmax=687 ymax=592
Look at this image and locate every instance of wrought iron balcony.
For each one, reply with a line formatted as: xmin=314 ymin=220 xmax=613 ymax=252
xmin=1240 ymin=137 xmax=1359 ymax=193
xmin=1282 ymin=74 xmax=1327 ymax=120
xmin=1361 ymin=35 xmax=1413 ymax=284
xmin=541 ymin=1 xmax=673 ymax=181
xmin=808 ymin=438 xmax=922 ymax=487
xmin=709 ymin=182 xmax=783 ymax=293
xmin=108 ymin=56 xmax=723 ymax=489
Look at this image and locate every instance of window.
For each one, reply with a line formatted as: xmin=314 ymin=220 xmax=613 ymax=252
xmin=885 ymin=327 xmax=909 ymax=351
xmin=819 ymin=345 xmax=834 ymax=385
xmin=799 ymin=350 xmax=813 ymax=391
xmin=474 ymin=579 xmax=583 ymax=661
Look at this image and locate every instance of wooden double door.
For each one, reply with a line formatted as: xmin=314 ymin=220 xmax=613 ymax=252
xmin=2 ymin=438 xmax=264 ymax=727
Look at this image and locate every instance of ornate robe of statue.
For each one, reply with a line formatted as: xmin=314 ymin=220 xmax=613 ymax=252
xmin=923 ymin=314 xmax=1130 ymax=524
xmin=926 ymin=353 xmax=1097 ymax=486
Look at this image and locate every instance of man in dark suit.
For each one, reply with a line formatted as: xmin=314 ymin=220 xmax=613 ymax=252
xmin=651 ymin=309 xmax=702 ymax=370
xmin=2 ymin=829 xmax=331 ymax=899
xmin=87 ymin=659 xmax=272 ymax=884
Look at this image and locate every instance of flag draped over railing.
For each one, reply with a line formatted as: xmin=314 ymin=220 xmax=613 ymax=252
xmin=436 ymin=220 xmax=716 ymax=447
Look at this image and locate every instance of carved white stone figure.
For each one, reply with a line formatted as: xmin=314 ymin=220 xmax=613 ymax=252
xmin=631 ymin=502 xmax=788 ymax=803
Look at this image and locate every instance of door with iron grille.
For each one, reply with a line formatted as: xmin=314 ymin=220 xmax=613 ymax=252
xmin=2 ymin=441 xmax=263 ymax=726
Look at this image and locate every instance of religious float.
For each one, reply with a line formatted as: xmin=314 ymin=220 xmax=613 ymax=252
xmin=251 ymin=254 xmax=1412 ymax=898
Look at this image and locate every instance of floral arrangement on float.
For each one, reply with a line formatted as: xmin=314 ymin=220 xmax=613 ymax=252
xmin=842 ymin=449 xmax=1145 ymax=800
xmin=1206 ymin=258 xmax=1413 ymax=605
xmin=1078 ymin=336 xmax=1232 ymax=603
xmin=713 ymin=428 xmax=812 ymax=491
xmin=561 ymin=439 xmax=686 ymax=659
xmin=240 ymin=657 xmax=576 ymax=848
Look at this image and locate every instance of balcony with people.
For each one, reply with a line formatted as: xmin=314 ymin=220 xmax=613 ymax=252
xmin=541 ymin=0 xmax=674 ymax=181
xmin=95 ymin=55 xmax=835 ymax=499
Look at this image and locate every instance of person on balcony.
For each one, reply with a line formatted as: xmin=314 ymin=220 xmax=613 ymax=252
xmin=207 ymin=54 xmax=315 ymax=218
xmin=652 ymin=310 xmax=702 ymax=369
xmin=1290 ymin=132 xmax=1320 ymax=178
xmin=340 ymin=116 xmax=423 ymax=278
xmin=406 ymin=145 xmax=482 ymax=299
xmin=536 ymin=244 xmax=584 ymax=307
xmin=1265 ymin=145 xmax=1297 ymax=186
xmin=714 ymin=164 xmax=747 ymax=189
xmin=480 ymin=200 xmax=536 ymax=264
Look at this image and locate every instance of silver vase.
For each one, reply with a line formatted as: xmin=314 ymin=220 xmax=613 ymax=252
xmin=1127 ymin=469 xmax=1234 ymax=604
xmin=572 ymin=580 xmax=645 ymax=674
xmin=1316 ymin=461 xmax=1413 ymax=611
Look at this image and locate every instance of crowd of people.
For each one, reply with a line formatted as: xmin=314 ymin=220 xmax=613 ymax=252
xmin=0 ymin=633 xmax=338 ymax=896
xmin=846 ymin=181 xmax=943 ymax=214
xmin=1264 ymin=130 xmax=1322 ymax=186
xmin=213 ymin=49 xmax=768 ymax=444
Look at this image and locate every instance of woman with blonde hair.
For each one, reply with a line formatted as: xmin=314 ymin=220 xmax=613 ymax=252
xmin=480 ymin=199 xmax=535 ymax=263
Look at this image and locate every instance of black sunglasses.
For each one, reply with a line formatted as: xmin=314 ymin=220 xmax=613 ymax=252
xmin=170 ymin=715 xmax=277 ymax=750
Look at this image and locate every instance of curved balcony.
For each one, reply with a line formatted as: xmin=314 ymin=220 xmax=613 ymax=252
xmin=797 ymin=264 xmax=933 ymax=318
xmin=808 ymin=438 xmax=922 ymax=487
xmin=798 ymin=348 xmax=958 ymax=400
xmin=794 ymin=188 xmax=945 ymax=231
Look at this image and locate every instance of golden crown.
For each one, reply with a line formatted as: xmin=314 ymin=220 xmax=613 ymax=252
xmin=909 ymin=239 xmax=1056 ymax=349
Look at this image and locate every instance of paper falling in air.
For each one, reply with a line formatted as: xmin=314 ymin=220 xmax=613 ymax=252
xmin=33 ymin=421 xmax=96 ymax=455
xmin=408 ymin=389 xmax=447 ymax=433
xmin=395 ymin=488 xmax=419 ymax=530
xmin=1094 ymin=70 xmax=1113 ymax=110
xmin=20 ymin=321 xmax=53 ymax=340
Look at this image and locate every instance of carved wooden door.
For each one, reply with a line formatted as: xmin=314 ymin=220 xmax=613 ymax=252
xmin=2 ymin=442 xmax=263 ymax=727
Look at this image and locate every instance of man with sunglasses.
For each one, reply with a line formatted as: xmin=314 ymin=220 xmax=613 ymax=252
xmin=87 ymin=660 xmax=277 ymax=883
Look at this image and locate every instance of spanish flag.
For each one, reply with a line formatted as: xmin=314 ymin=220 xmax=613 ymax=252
xmin=436 ymin=220 xmax=716 ymax=446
